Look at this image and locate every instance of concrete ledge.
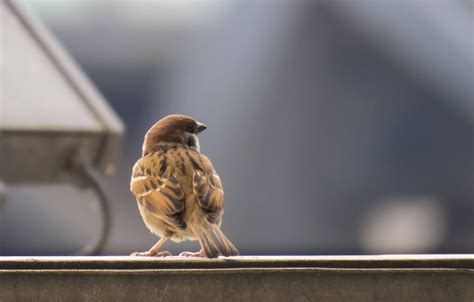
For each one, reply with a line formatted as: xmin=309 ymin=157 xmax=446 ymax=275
xmin=0 ymin=255 xmax=473 ymax=302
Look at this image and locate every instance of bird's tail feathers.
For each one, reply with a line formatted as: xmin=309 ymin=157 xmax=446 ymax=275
xmin=191 ymin=223 xmax=239 ymax=258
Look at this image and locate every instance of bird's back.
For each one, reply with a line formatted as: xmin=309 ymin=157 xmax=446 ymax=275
xmin=130 ymin=144 xmax=223 ymax=239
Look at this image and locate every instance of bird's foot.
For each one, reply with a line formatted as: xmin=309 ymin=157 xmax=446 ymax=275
xmin=179 ymin=250 xmax=205 ymax=257
xmin=130 ymin=250 xmax=172 ymax=257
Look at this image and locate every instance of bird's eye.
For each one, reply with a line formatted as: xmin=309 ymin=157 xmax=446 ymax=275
xmin=187 ymin=123 xmax=195 ymax=133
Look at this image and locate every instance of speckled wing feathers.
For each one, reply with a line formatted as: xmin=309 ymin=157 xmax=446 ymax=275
xmin=131 ymin=148 xmax=225 ymax=230
xmin=192 ymin=168 xmax=224 ymax=224
xmin=130 ymin=154 xmax=185 ymax=218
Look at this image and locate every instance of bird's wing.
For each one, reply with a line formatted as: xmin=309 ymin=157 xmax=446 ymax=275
xmin=130 ymin=154 xmax=185 ymax=220
xmin=192 ymin=154 xmax=224 ymax=224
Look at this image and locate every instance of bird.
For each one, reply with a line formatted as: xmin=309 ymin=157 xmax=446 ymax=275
xmin=130 ymin=114 xmax=239 ymax=258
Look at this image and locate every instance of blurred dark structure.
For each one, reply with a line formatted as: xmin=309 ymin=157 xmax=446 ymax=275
xmin=0 ymin=0 xmax=123 ymax=255
xmin=1 ymin=0 xmax=123 ymax=182
xmin=2 ymin=0 xmax=472 ymax=255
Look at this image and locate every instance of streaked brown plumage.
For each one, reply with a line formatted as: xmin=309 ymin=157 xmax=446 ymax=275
xmin=130 ymin=114 xmax=239 ymax=258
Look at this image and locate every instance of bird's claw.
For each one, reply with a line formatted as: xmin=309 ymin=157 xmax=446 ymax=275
xmin=130 ymin=250 xmax=172 ymax=257
xmin=179 ymin=250 xmax=205 ymax=257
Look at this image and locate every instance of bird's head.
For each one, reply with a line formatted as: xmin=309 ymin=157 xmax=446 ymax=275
xmin=142 ymin=114 xmax=207 ymax=155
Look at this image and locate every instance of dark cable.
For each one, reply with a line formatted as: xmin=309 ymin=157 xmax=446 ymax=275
xmin=73 ymin=164 xmax=111 ymax=255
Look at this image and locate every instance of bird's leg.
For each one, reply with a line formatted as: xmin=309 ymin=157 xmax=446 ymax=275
xmin=130 ymin=237 xmax=171 ymax=257
xmin=179 ymin=249 xmax=205 ymax=257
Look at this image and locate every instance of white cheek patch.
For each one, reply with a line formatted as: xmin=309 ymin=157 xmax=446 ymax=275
xmin=192 ymin=134 xmax=200 ymax=151
xmin=184 ymin=133 xmax=200 ymax=150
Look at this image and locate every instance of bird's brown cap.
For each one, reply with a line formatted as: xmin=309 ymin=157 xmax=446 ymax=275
xmin=142 ymin=114 xmax=206 ymax=155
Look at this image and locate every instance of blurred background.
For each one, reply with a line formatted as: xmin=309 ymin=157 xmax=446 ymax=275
xmin=1 ymin=0 xmax=473 ymax=256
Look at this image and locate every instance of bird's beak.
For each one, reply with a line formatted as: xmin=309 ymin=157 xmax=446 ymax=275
xmin=196 ymin=122 xmax=207 ymax=133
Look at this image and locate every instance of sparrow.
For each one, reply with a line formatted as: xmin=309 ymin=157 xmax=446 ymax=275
xmin=130 ymin=114 xmax=239 ymax=258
